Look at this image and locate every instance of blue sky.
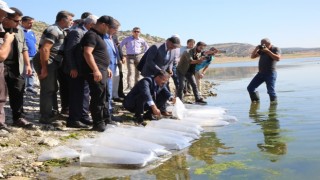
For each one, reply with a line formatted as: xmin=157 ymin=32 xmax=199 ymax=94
xmin=6 ymin=0 xmax=320 ymax=48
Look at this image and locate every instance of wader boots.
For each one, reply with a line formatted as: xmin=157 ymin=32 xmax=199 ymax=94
xmin=249 ymin=91 xmax=260 ymax=103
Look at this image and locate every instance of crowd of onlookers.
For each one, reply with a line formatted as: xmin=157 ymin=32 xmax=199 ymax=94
xmin=0 ymin=0 xmax=225 ymax=133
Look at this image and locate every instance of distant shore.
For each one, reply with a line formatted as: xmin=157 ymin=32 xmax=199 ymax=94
xmin=213 ymin=52 xmax=320 ymax=64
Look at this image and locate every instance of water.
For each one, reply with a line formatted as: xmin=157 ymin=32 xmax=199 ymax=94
xmin=46 ymin=57 xmax=320 ymax=179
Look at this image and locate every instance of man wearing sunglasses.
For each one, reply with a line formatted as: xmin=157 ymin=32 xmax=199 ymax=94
xmin=0 ymin=0 xmax=15 ymax=133
xmin=2 ymin=7 xmax=35 ymax=129
xmin=120 ymin=27 xmax=149 ymax=92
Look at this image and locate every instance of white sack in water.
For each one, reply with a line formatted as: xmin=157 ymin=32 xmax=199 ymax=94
xmin=182 ymin=117 xmax=229 ymax=127
xmin=38 ymin=146 xmax=80 ymax=161
xmin=96 ymin=132 xmax=171 ymax=156
xmin=80 ymin=145 xmax=158 ymax=168
xmin=160 ymin=119 xmax=204 ymax=132
xmin=107 ymin=126 xmax=191 ymax=150
xmin=147 ymin=120 xmax=201 ymax=136
xmin=185 ymin=108 xmax=226 ymax=118
xmin=145 ymin=126 xmax=200 ymax=140
xmin=221 ymin=115 xmax=238 ymax=123
xmin=172 ymin=97 xmax=186 ymax=119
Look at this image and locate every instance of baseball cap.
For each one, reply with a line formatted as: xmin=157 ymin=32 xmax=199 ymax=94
xmin=0 ymin=0 xmax=14 ymax=13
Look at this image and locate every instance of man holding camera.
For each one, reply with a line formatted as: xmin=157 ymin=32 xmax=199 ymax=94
xmin=247 ymin=38 xmax=281 ymax=103
xmin=2 ymin=7 xmax=35 ymax=129
xmin=0 ymin=0 xmax=15 ymax=133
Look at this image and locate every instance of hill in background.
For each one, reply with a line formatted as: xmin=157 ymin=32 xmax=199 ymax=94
xmin=32 ymin=21 xmax=320 ymax=58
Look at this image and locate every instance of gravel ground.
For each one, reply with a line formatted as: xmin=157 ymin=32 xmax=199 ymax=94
xmin=0 ymin=66 xmax=216 ymax=179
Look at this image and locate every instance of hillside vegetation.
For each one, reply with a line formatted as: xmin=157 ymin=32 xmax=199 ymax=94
xmin=32 ymin=21 xmax=320 ymax=58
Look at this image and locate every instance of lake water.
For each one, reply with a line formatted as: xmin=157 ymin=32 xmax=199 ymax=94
xmin=46 ymin=57 xmax=320 ymax=179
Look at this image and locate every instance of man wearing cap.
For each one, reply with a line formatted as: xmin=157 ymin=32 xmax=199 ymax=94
xmin=0 ymin=0 xmax=15 ymax=132
xmin=81 ymin=15 xmax=115 ymax=132
xmin=141 ymin=36 xmax=181 ymax=77
xmin=2 ymin=7 xmax=36 ymax=129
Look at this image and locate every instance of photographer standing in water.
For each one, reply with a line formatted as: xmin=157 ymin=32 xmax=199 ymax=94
xmin=247 ymin=38 xmax=281 ymax=103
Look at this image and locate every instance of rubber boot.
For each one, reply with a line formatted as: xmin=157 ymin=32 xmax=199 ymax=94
xmin=249 ymin=91 xmax=260 ymax=103
xmin=269 ymin=95 xmax=277 ymax=104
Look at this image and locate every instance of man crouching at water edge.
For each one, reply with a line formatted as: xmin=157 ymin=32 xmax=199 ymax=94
xmin=123 ymin=70 xmax=176 ymax=126
xmin=247 ymin=38 xmax=281 ymax=103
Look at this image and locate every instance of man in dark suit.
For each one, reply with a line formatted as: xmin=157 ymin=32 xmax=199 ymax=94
xmin=123 ymin=70 xmax=175 ymax=126
xmin=141 ymin=36 xmax=180 ymax=77
xmin=63 ymin=15 xmax=97 ymax=128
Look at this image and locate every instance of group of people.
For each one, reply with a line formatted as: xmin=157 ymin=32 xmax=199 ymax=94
xmin=0 ymin=0 xmax=281 ymax=133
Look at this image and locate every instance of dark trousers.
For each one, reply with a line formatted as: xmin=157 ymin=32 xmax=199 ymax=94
xmin=177 ymin=71 xmax=201 ymax=101
xmin=171 ymin=64 xmax=179 ymax=93
xmin=57 ymin=67 xmax=69 ymax=111
xmin=38 ymin=61 xmax=59 ymax=119
xmin=123 ymin=90 xmax=168 ymax=117
xmin=118 ymin=71 xmax=125 ymax=97
xmin=68 ymin=75 xmax=90 ymax=122
xmin=84 ymin=70 xmax=110 ymax=124
xmin=4 ymin=64 xmax=25 ymax=121
xmin=0 ymin=63 xmax=7 ymax=124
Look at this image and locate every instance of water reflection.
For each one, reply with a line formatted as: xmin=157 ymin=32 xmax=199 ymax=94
xmin=147 ymin=132 xmax=232 ymax=179
xmin=147 ymin=154 xmax=190 ymax=179
xmin=249 ymin=103 xmax=287 ymax=162
xmin=206 ymin=66 xmax=258 ymax=81
xmin=188 ymin=132 xmax=232 ymax=164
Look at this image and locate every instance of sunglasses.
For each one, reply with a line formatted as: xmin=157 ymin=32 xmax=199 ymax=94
xmin=7 ymin=17 xmax=21 ymax=23
xmin=134 ymin=31 xmax=140 ymax=33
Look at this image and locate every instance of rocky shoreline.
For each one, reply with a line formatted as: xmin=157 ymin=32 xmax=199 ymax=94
xmin=0 ymin=72 xmax=216 ymax=179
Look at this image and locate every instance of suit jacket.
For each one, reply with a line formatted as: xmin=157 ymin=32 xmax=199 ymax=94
xmin=141 ymin=43 xmax=174 ymax=77
xmin=112 ymin=35 xmax=123 ymax=71
xmin=125 ymin=76 xmax=171 ymax=104
xmin=63 ymin=25 xmax=86 ymax=74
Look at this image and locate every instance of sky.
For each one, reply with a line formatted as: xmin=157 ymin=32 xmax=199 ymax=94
xmin=6 ymin=0 xmax=320 ymax=48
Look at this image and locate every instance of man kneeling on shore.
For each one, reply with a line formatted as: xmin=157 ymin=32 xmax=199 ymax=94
xmin=123 ymin=70 xmax=175 ymax=126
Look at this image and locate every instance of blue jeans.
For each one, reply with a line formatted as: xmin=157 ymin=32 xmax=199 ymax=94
xmin=247 ymin=71 xmax=277 ymax=97
xmin=24 ymin=58 xmax=35 ymax=90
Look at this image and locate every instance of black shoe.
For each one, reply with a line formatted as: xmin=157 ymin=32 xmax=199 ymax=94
xmin=66 ymin=121 xmax=89 ymax=128
xmin=26 ymin=88 xmax=38 ymax=95
xmin=133 ymin=115 xmax=147 ymax=126
xmin=60 ymin=108 xmax=69 ymax=117
xmin=143 ymin=113 xmax=157 ymax=120
xmin=112 ymin=97 xmax=124 ymax=102
xmin=12 ymin=118 xmax=37 ymax=130
xmin=111 ymin=115 xmax=123 ymax=122
xmin=195 ymin=98 xmax=207 ymax=105
xmin=91 ymin=121 xmax=106 ymax=132
xmin=80 ymin=118 xmax=93 ymax=125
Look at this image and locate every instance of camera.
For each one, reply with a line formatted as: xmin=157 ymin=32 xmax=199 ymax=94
xmin=0 ymin=32 xmax=6 ymax=38
xmin=0 ymin=28 xmax=18 ymax=38
xmin=258 ymin=44 xmax=267 ymax=50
